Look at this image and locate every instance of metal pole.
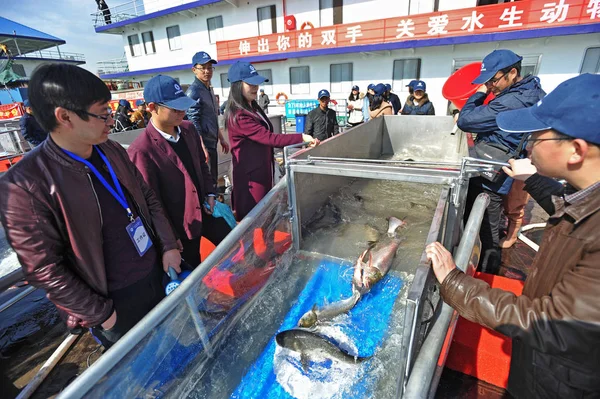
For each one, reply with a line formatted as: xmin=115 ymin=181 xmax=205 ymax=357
xmin=403 ymin=193 xmax=490 ymax=399
xmin=185 ymin=294 xmax=213 ymax=356
xmin=56 ymin=45 xmax=62 ymax=59
xmin=0 ymin=286 xmax=35 ymax=313
xmin=16 ymin=333 xmax=80 ymax=399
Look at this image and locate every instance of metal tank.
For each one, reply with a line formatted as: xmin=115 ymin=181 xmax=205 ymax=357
xmin=58 ymin=116 xmax=497 ymax=399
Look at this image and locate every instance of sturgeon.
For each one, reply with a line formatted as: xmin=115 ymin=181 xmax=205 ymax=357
xmin=297 ymin=217 xmax=406 ymax=328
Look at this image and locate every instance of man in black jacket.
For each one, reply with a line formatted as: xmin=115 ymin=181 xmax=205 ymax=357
xmin=186 ymin=51 xmax=229 ymax=182
xmin=305 ymin=89 xmax=339 ymax=141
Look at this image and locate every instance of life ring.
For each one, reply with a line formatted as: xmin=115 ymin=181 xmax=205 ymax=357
xmin=276 ymin=92 xmax=288 ymax=105
xmin=300 ymin=21 xmax=315 ymax=30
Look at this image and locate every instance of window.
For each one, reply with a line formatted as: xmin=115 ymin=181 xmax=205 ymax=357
xmin=166 ymin=25 xmax=182 ymax=50
xmin=319 ymin=0 xmax=343 ymax=26
xmin=141 ymin=31 xmax=155 ymax=54
xmin=330 ymin=63 xmax=353 ymax=93
xmin=220 ymin=73 xmax=230 ymax=97
xmin=392 ymin=59 xmax=421 ymax=92
xmin=11 ymin=63 xmax=26 ymax=77
xmin=257 ymin=5 xmax=277 ymax=35
xmin=127 ymin=34 xmax=142 ymax=57
xmin=207 ymin=16 xmax=224 ymax=44
xmin=257 ymin=69 xmax=273 ymax=95
xmin=580 ymin=47 xmax=600 ymax=74
xmin=290 ymin=66 xmax=310 ymax=95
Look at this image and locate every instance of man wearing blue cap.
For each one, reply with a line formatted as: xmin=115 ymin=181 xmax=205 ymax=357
xmin=384 ymin=83 xmax=402 ymax=115
xmin=426 ymin=73 xmax=600 ymax=399
xmin=305 ymin=89 xmax=339 ymax=141
xmin=186 ymin=51 xmax=230 ymax=182
xmin=20 ymin=99 xmax=47 ymax=147
xmin=130 ymin=99 xmax=151 ymax=128
xmin=457 ymin=49 xmax=545 ymax=273
xmin=129 ymin=75 xmax=231 ymax=267
xmin=401 ymin=80 xmax=435 ymax=115
xmin=0 ymin=64 xmax=181 ymax=349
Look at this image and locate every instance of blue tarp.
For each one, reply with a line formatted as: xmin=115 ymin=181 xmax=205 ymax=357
xmin=232 ymin=259 xmax=404 ymax=398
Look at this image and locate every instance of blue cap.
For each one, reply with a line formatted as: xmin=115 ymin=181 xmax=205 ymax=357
xmin=352 ymin=85 xmax=359 ymax=91
xmin=473 ymin=49 xmax=523 ymax=84
xmin=192 ymin=51 xmax=217 ymax=66
xmin=227 ymin=61 xmax=268 ymax=85
xmin=118 ymin=99 xmax=132 ymax=109
xmin=373 ymin=83 xmax=387 ymax=96
xmin=497 ymin=74 xmax=600 ymax=145
xmin=367 ymin=84 xmax=375 ymax=90
xmin=23 ymin=99 xmax=30 ymax=107
xmin=406 ymin=80 xmax=418 ymax=88
xmin=135 ymin=99 xmax=145 ymax=106
xmin=413 ymin=80 xmax=426 ymax=92
xmin=144 ymin=75 xmax=196 ymax=111
xmin=318 ymin=89 xmax=330 ymax=99
xmin=385 ymin=83 xmax=392 ymax=91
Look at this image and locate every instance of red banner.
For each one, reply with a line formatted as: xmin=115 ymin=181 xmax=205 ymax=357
xmin=0 ymin=103 xmax=24 ymax=120
xmin=217 ymin=0 xmax=599 ymax=61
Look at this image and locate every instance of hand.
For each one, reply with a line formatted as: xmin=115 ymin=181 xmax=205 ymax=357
xmin=453 ymin=112 xmax=460 ymax=123
xmin=220 ymin=140 xmax=230 ymax=154
xmin=176 ymin=239 xmax=184 ymax=252
xmin=102 ymin=310 xmax=117 ymax=330
xmin=425 ymin=242 xmax=457 ymax=284
xmin=205 ymin=196 xmax=216 ymax=215
xmin=218 ymin=129 xmax=230 ymax=154
xmin=502 ymin=158 xmax=537 ymax=181
xmin=162 ymin=248 xmax=182 ymax=274
xmin=308 ymin=139 xmax=320 ymax=148
xmin=476 ymin=84 xmax=489 ymax=94
xmin=347 ymin=104 xmax=354 ymax=110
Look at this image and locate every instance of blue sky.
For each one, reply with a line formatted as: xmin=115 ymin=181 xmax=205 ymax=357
xmin=1 ymin=0 xmax=124 ymax=74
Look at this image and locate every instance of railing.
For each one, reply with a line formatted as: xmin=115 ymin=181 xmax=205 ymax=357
xmin=91 ymin=0 xmax=202 ymax=28
xmin=16 ymin=50 xmax=85 ymax=63
xmin=97 ymin=58 xmax=130 ymax=75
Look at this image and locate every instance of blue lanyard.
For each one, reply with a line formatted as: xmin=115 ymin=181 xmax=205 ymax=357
xmin=63 ymin=146 xmax=134 ymax=222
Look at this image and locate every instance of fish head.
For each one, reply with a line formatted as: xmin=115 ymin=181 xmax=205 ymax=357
xmin=387 ymin=217 xmax=407 ymax=237
xmin=298 ymin=305 xmax=318 ymax=328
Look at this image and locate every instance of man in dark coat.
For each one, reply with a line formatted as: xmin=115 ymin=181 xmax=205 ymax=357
xmin=186 ymin=51 xmax=229 ymax=183
xmin=385 ymin=83 xmax=402 ymax=115
xmin=20 ymin=100 xmax=47 ymax=147
xmin=128 ymin=75 xmax=231 ymax=267
xmin=257 ymin=89 xmax=270 ymax=114
xmin=457 ymin=49 xmax=545 ymax=273
xmin=305 ymin=89 xmax=339 ymax=141
xmin=427 ymin=73 xmax=600 ymax=399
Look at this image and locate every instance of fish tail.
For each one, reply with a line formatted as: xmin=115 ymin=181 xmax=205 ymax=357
xmin=387 ymin=216 xmax=406 ymax=238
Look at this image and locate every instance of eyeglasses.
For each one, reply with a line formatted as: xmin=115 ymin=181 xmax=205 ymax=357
xmin=526 ymin=137 xmax=572 ymax=146
xmin=83 ymin=109 xmax=113 ymax=125
xmin=486 ymin=71 xmax=508 ymax=86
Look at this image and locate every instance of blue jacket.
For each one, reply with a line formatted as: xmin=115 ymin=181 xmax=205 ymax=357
xmin=401 ymin=94 xmax=435 ymax=116
xmin=20 ymin=112 xmax=47 ymax=146
xmin=185 ymin=78 xmax=219 ymax=149
xmin=457 ymin=75 xmax=545 ymax=194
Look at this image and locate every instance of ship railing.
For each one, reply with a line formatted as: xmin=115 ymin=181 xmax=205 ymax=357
xmin=16 ymin=50 xmax=85 ymax=63
xmin=97 ymin=58 xmax=130 ymax=75
xmin=91 ymin=0 xmax=200 ymax=28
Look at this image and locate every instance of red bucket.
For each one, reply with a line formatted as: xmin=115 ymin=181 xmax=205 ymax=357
xmin=442 ymin=62 xmax=494 ymax=110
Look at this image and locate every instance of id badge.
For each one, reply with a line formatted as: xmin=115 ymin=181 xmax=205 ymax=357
xmin=126 ymin=217 xmax=153 ymax=257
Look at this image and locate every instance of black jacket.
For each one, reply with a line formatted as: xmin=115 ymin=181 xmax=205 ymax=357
xmin=20 ymin=112 xmax=47 ymax=145
xmin=305 ymin=107 xmax=339 ymax=141
xmin=389 ymin=93 xmax=402 ymax=115
xmin=185 ymin=78 xmax=219 ymax=149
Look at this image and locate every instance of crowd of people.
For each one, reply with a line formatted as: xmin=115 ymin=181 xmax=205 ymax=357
xmin=3 ymin=46 xmax=600 ymax=398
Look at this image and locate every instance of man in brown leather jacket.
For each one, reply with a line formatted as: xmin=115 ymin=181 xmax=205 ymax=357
xmin=0 ymin=64 xmax=182 ymax=349
xmin=426 ymin=74 xmax=600 ymax=398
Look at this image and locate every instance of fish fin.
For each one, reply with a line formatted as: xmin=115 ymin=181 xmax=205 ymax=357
xmin=300 ymin=353 xmax=310 ymax=372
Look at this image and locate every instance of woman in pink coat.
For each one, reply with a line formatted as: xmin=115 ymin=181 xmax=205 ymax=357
xmin=225 ymin=61 xmax=319 ymax=221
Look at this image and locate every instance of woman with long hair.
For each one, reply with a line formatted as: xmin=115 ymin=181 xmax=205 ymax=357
xmin=369 ymin=83 xmax=393 ymax=119
xmin=401 ymin=80 xmax=435 ymax=115
xmin=225 ymin=61 xmax=319 ymax=220
xmin=347 ymin=85 xmax=364 ymax=127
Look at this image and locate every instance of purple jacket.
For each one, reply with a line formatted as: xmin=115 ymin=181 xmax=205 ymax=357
xmin=128 ymin=121 xmax=215 ymax=240
xmin=228 ymin=108 xmax=303 ymax=220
